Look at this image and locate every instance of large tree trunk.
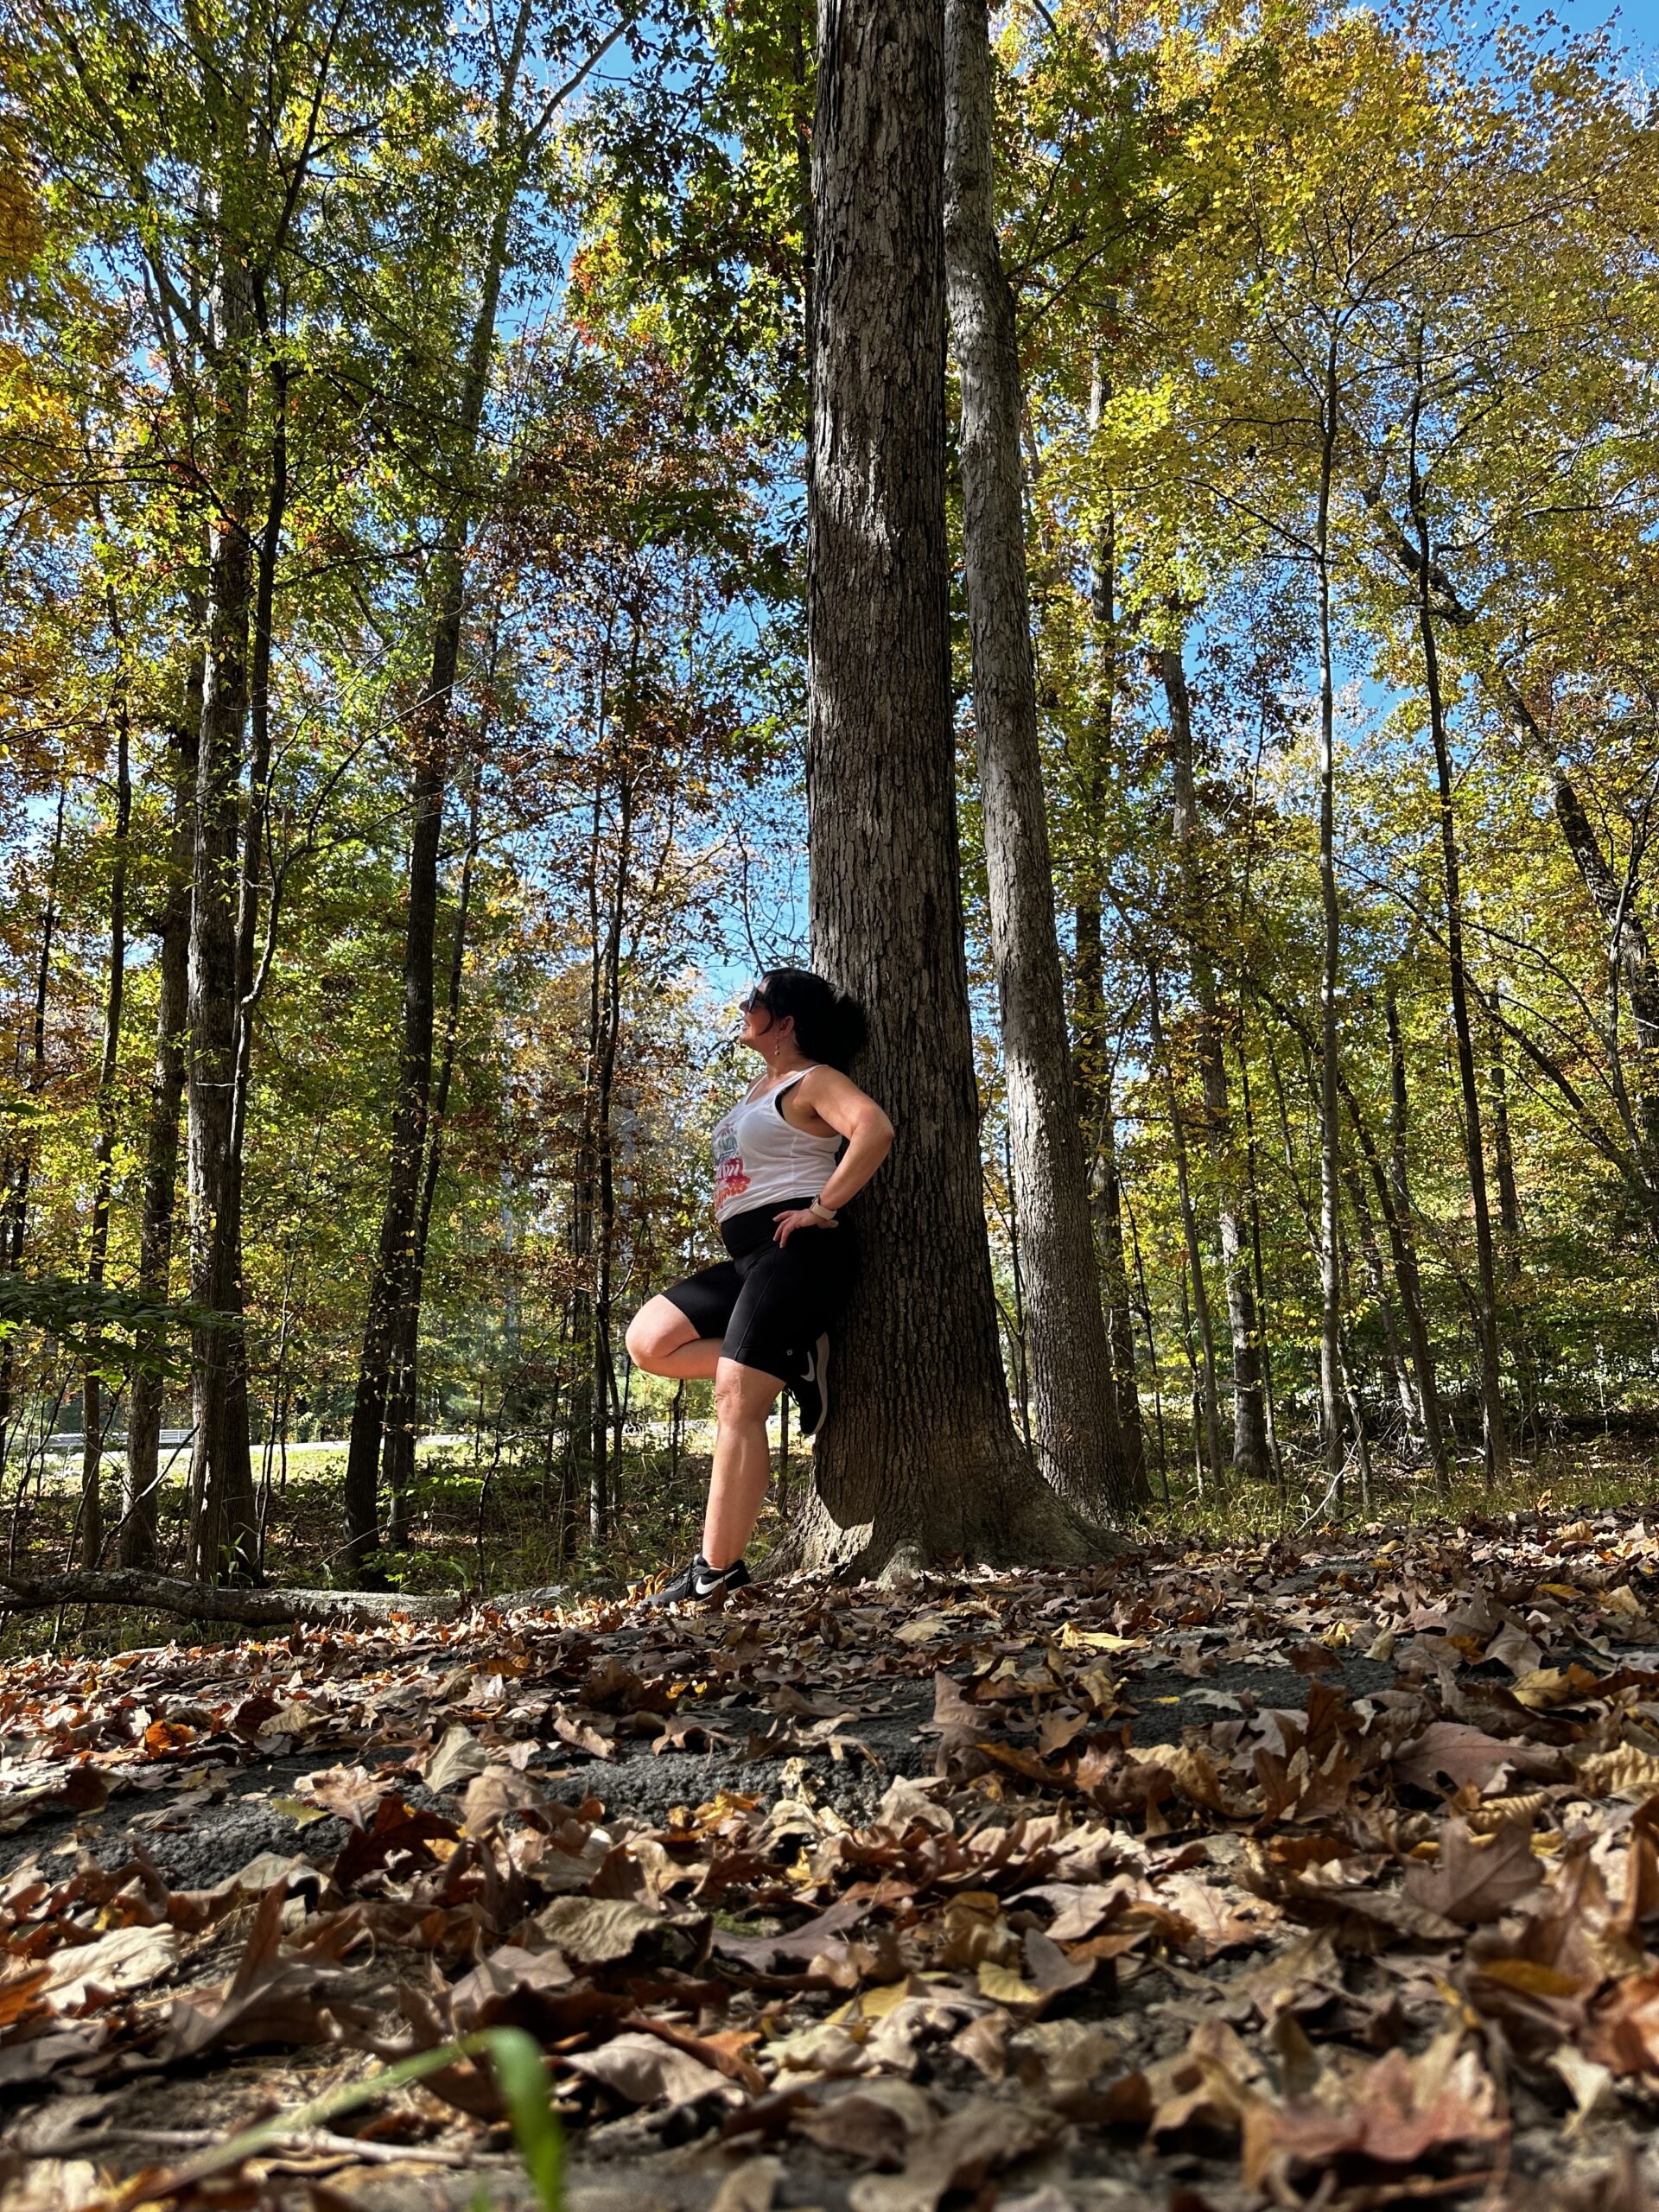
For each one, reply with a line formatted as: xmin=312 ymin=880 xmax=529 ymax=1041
xmin=187 ymin=237 xmax=258 ymax=1580
xmin=943 ymin=0 xmax=1129 ymax=1517
xmin=1160 ymin=642 xmax=1271 ymax=1482
xmin=80 ymin=690 xmax=132 ymax=1567
xmin=799 ymin=0 xmax=1097 ymax=1573
xmin=1408 ymin=350 xmax=1509 ymax=1484
xmin=124 ymin=667 xmax=200 ymax=1567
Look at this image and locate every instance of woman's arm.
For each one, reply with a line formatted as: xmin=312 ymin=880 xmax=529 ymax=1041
xmin=790 ymin=1068 xmax=894 ymax=1213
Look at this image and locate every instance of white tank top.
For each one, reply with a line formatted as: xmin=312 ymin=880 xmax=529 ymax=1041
xmin=711 ymin=1067 xmax=843 ymax=1224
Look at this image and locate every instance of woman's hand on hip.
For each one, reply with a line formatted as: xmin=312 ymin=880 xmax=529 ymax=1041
xmin=772 ymin=1207 xmax=834 ymax=1246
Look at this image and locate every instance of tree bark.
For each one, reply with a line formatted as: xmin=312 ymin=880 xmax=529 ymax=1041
xmin=124 ymin=672 xmax=199 ymax=1568
xmin=0 ymin=1570 xmax=474 ymax=1629
xmin=800 ymin=0 xmax=1099 ymax=1572
xmin=1408 ymin=345 xmax=1509 ymax=1484
xmin=81 ymin=688 xmax=132 ymax=1567
xmin=385 ymin=751 xmax=485 ymax=1541
xmin=0 ymin=786 xmax=66 ymax=1462
xmin=187 ymin=230 xmax=258 ymax=1580
xmin=1147 ymin=965 xmax=1225 ymax=1486
xmin=1313 ymin=339 xmax=1344 ymax=1496
xmin=944 ymin=0 xmax=1129 ymax=1516
xmin=1072 ymin=375 xmax=1146 ymax=1498
xmin=1160 ymin=642 xmax=1271 ymax=1482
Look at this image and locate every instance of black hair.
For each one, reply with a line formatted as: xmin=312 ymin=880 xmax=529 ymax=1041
xmin=753 ymin=969 xmax=867 ymax=1072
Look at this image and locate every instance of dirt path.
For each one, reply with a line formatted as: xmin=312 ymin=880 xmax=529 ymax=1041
xmin=2 ymin=1512 xmax=1657 ymax=2209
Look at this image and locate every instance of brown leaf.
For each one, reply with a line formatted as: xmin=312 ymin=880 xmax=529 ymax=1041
xmin=795 ymin=2079 xmax=935 ymax=2162
xmin=712 ymin=1892 xmax=872 ymax=1969
xmin=1402 ymin=1820 xmax=1544 ymax=1925
xmin=461 ymin=1764 xmax=547 ymax=1836
xmin=421 ymin=1724 xmax=489 ymax=1792
xmin=1394 ymin=1721 xmax=1559 ymax=1796
xmin=1240 ymin=2026 xmax=1505 ymax=2189
xmin=43 ymin=1923 xmax=180 ymax=2012
xmin=535 ymin=1894 xmax=662 ymax=1962
xmin=845 ymin=2097 xmax=1051 ymax=2212
xmin=448 ymin=1943 xmax=575 ymax=2031
xmin=565 ymin=2028 xmax=741 ymax=2107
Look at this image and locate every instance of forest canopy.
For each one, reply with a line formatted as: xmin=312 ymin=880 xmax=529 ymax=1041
xmin=2 ymin=0 xmax=1657 ymax=1594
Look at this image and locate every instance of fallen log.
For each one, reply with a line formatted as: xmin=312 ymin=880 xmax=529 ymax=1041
xmin=0 ymin=1569 xmax=553 ymax=1630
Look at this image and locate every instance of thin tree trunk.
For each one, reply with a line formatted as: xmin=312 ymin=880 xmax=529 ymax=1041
xmin=944 ymin=0 xmax=1128 ymax=1516
xmin=1161 ymin=640 xmax=1270 ymax=1480
xmin=0 ymin=786 xmax=66 ymax=1465
xmin=188 ymin=232 xmax=258 ymax=1580
xmin=81 ymin=690 xmax=132 ymax=1567
xmin=1072 ymin=391 xmax=1146 ymax=1499
xmin=800 ymin=0 xmax=1096 ymax=1570
xmin=1363 ymin=479 xmax=1659 ymax=1183
xmin=1236 ymin=1038 xmax=1282 ymax=1480
xmin=1484 ymin=981 xmax=1522 ymax=1261
xmin=385 ymin=750 xmax=486 ymax=1541
xmin=1343 ymin=1158 xmax=1418 ymax=1443
xmin=1313 ymin=338 xmax=1344 ymax=1497
xmin=1147 ymin=965 xmax=1224 ymax=1486
xmin=124 ymin=664 xmax=200 ymax=1567
xmin=1342 ymin=984 xmax=1452 ymax=1491
xmin=1407 ymin=336 xmax=1508 ymax=1484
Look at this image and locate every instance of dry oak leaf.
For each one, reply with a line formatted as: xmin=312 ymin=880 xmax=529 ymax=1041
xmin=1511 ymin=1664 xmax=1605 ymax=1712
xmin=1393 ymin=1722 xmax=1560 ymax=1796
xmin=461 ymin=1764 xmax=548 ymax=1836
xmin=976 ymin=1929 xmax=1095 ymax=2016
xmin=161 ymin=1881 xmax=358 ymax=2056
xmin=565 ymin=2028 xmax=741 ymax=2107
xmin=846 ymin=2097 xmax=1052 ymax=2212
xmin=1239 ymin=2026 xmax=1505 ymax=2190
xmin=1585 ymin=1968 xmax=1659 ymax=2075
xmin=534 ymin=1894 xmax=662 ymax=1963
xmin=1573 ymin=1745 xmax=1659 ymax=1799
xmin=421 ymin=1724 xmax=489 ymax=1792
xmin=1123 ymin=1742 xmax=1235 ymax=1815
xmin=1402 ymin=1820 xmax=1544 ymax=1926
xmin=43 ymin=1924 xmax=180 ymax=2012
xmin=794 ymin=2078 xmax=936 ymax=2163
xmin=448 ymin=1942 xmax=576 ymax=2030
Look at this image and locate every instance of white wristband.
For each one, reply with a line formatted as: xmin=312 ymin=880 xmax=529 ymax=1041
xmin=809 ymin=1199 xmax=838 ymax=1224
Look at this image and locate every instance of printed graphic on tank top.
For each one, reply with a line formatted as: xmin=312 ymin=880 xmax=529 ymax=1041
xmin=710 ymin=1066 xmax=844 ymax=1224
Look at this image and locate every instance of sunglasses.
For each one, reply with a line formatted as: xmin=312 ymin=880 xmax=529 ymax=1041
xmin=739 ymin=987 xmax=768 ymax=1014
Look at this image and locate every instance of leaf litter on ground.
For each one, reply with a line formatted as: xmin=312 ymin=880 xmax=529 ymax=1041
xmin=7 ymin=1509 xmax=1659 ymax=2205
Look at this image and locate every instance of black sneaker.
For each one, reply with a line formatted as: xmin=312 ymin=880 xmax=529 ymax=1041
xmin=791 ymin=1333 xmax=831 ymax=1438
xmin=639 ymin=1554 xmax=752 ymax=1610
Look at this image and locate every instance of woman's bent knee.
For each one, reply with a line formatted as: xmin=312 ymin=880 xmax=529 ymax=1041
xmin=626 ymin=1298 xmax=689 ymax=1370
xmin=714 ymin=1361 xmax=781 ymax=1424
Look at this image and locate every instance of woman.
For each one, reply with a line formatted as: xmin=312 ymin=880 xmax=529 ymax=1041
xmin=625 ymin=970 xmax=894 ymax=1605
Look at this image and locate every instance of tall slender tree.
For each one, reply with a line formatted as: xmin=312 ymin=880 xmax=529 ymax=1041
xmin=944 ymin=0 xmax=1130 ymax=1517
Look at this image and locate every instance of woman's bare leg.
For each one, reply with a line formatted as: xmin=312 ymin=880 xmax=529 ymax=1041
xmin=704 ymin=1357 xmax=782 ymax=1569
xmin=625 ymin=1295 xmax=722 ymax=1381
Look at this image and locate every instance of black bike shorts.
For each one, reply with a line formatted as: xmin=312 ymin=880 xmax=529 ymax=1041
xmin=658 ymin=1197 xmax=856 ymax=1385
